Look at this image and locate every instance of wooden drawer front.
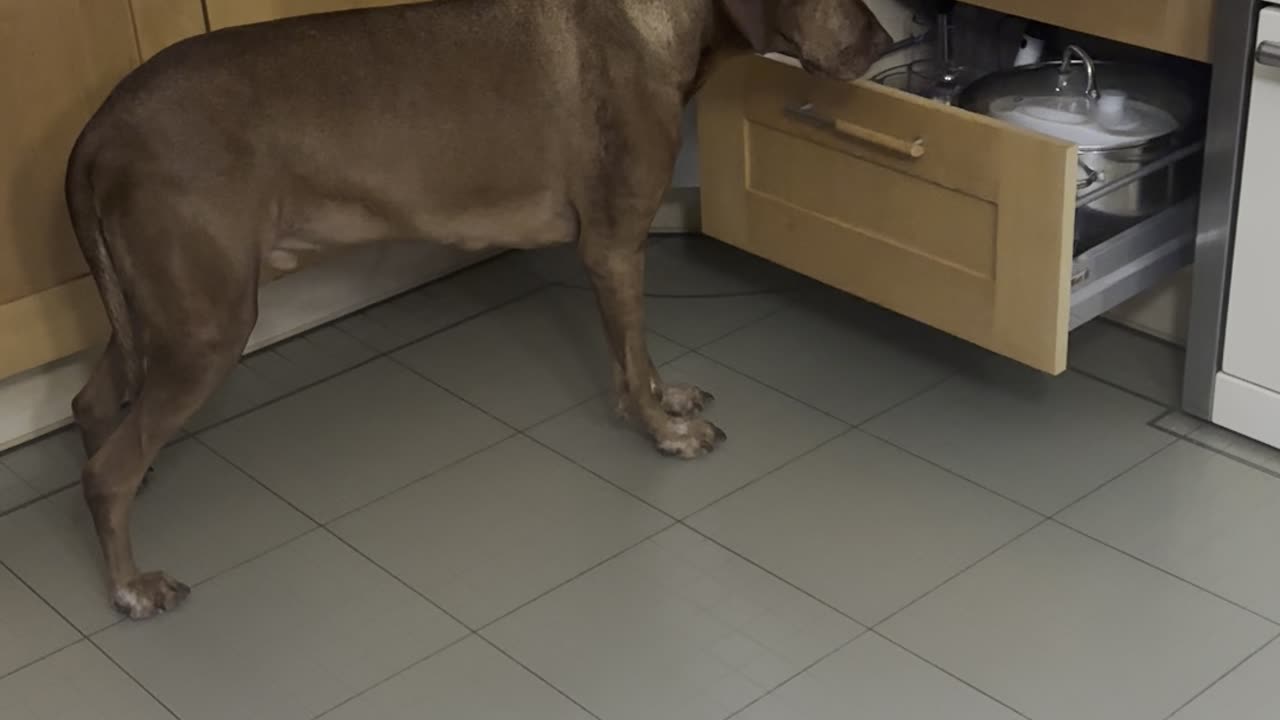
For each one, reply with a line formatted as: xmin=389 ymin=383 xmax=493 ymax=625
xmin=699 ymin=56 xmax=1076 ymax=373
xmin=963 ymin=0 xmax=1213 ymax=62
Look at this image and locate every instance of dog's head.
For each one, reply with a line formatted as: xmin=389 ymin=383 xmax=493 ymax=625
xmin=720 ymin=0 xmax=893 ymax=81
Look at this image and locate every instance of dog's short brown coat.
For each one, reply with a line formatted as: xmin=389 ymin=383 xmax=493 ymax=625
xmin=64 ymin=0 xmax=890 ymax=619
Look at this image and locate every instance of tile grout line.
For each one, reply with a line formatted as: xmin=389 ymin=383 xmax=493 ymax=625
xmin=317 ymin=526 xmax=476 ymax=643
xmin=675 ymin=426 xmax=857 ymax=521
xmin=475 ymin=521 xmax=677 ymax=633
xmin=508 ymin=341 xmax=851 ymax=526
xmin=0 ymin=553 xmax=89 ymax=643
xmin=472 ymin=634 xmax=606 ymax=720
xmin=85 ymin=634 xmax=184 ymax=720
xmin=1181 ymin=433 xmax=1280 ymax=484
xmin=1069 ymin=363 xmax=1182 ymax=411
xmin=316 ymin=519 xmax=648 ymax=720
xmin=683 ymin=290 xmax=800 ymax=351
xmin=1160 ymin=630 xmax=1280 ymax=720
xmin=518 ymin=369 xmax=851 ymax=528
xmin=190 ymin=283 xmax=551 ymax=439
xmin=189 ymin=437 xmax=480 ymax=629
xmin=90 ymin=525 xmax=319 ymax=637
xmin=1049 ymin=519 xmax=1280 ymax=628
xmin=0 ymin=278 xmax=552 ymax=518
xmin=856 ymin=429 xmax=1050 ymax=518
xmin=722 ymin=627 xmax=874 ymax=720
xmin=871 ymin=517 xmax=1053 ymax=632
xmin=306 ymin=631 xmax=477 ymax=720
xmin=677 ymin=350 xmax=860 ymax=430
xmin=520 ymin=431 xmax=683 ymax=521
xmin=0 ymin=482 xmax=82 ymax=521
xmin=319 ymin=433 xmax=517 ymax=527
xmin=679 ymin=520 xmax=866 ymax=628
xmin=871 ymin=630 xmax=1037 ymax=720
xmin=853 ymin=368 xmax=962 ymax=429
xmin=1049 ymin=433 xmax=1182 ymax=520
xmin=0 ymin=636 xmax=83 ymax=685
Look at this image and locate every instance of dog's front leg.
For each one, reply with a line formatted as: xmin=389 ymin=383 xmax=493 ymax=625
xmin=583 ymin=242 xmax=725 ymax=458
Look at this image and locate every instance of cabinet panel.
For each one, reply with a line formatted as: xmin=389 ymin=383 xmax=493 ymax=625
xmin=205 ymin=0 xmax=418 ymax=29
xmin=1222 ymin=9 xmax=1280 ymax=394
xmin=0 ymin=1 xmax=142 ymax=306
xmin=963 ymin=0 xmax=1213 ymax=62
xmin=0 ymin=279 xmax=106 ymax=381
xmin=0 ymin=1 xmax=205 ymax=382
xmin=130 ymin=0 xmax=209 ymax=59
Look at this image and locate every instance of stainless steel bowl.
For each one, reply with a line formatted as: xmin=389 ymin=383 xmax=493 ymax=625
xmin=958 ymin=48 xmax=1204 ymax=232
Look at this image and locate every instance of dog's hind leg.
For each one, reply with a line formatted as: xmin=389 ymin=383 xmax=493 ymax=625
xmin=73 ymin=335 xmax=131 ymax=459
xmin=83 ymin=305 xmax=253 ymax=619
xmin=78 ymin=202 xmax=258 ymax=618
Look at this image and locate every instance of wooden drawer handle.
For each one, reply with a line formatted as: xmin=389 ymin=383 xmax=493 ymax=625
xmin=786 ymin=103 xmax=926 ymax=159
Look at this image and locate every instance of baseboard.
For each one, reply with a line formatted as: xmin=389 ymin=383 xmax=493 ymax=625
xmin=1211 ymin=372 xmax=1280 ymax=451
xmin=0 ymin=241 xmax=486 ymax=452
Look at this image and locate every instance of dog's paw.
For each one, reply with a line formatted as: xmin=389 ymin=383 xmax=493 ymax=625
xmin=655 ymin=418 xmax=726 ymax=459
xmin=659 ymin=383 xmax=714 ymax=418
xmin=112 ymin=571 xmax=191 ymax=620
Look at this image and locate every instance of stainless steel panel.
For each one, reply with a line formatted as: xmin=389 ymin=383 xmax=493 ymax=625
xmin=1070 ymin=199 xmax=1198 ymax=330
xmin=1183 ymin=0 xmax=1259 ymax=418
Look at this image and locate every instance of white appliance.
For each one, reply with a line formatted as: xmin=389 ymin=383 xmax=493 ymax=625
xmin=1185 ymin=1 xmax=1280 ymax=449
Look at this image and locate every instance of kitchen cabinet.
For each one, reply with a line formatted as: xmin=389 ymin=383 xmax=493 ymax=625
xmin=0 ymin=1 xmax=205 ymax=381
xmin=698 ymin=37 xmax=1205 ymax=373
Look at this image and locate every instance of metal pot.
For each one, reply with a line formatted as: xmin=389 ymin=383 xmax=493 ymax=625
xmin=958 ymin=46 xmax=1204 ymax=245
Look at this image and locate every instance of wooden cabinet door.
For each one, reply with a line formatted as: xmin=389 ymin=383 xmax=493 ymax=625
xmin=0 ymin=1 xmax=205 ymax=381
xmin=204 ymin=0 xmax=419 ymax=29
xmin=0 ymin=1 xmax=139 ymax=308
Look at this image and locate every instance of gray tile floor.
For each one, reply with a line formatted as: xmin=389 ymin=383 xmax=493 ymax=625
xmin=4 ymin=236 xmax=1280 ymax=719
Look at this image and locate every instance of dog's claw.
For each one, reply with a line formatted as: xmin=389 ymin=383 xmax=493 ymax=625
xmin=656 ymin=418 xmax=726 ymax=459
xmin=112 ymin=571 xmax=191 ymax=620
xmin=659 ymin=383 xmax=715 ymax=418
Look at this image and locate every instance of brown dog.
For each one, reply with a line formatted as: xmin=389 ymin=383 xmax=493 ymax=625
xmin=64 ymin=0 xmax=890 ymax=619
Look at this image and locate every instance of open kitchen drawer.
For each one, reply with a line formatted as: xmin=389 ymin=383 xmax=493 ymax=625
xmin=697 ymin=54 xmax=1198 ymax=374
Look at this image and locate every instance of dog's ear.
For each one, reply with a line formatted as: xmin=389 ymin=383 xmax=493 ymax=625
xmin=721 ymin=0 xmax=772 ymax=52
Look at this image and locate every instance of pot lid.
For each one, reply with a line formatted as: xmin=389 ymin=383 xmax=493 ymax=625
xmin=988 ymin=90 xmax=1179 ymax=147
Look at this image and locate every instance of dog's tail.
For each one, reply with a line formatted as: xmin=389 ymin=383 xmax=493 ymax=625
xmin=65 ymin=130 xmax=141 ymax=393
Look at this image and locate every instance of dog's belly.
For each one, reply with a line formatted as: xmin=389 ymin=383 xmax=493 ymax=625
xmin=265 ymin=190 xmax=578 ymax=272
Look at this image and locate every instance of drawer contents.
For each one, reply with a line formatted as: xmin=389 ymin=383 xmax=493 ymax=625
xmin=959 ymin=45 xmax=1205 ymax=252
